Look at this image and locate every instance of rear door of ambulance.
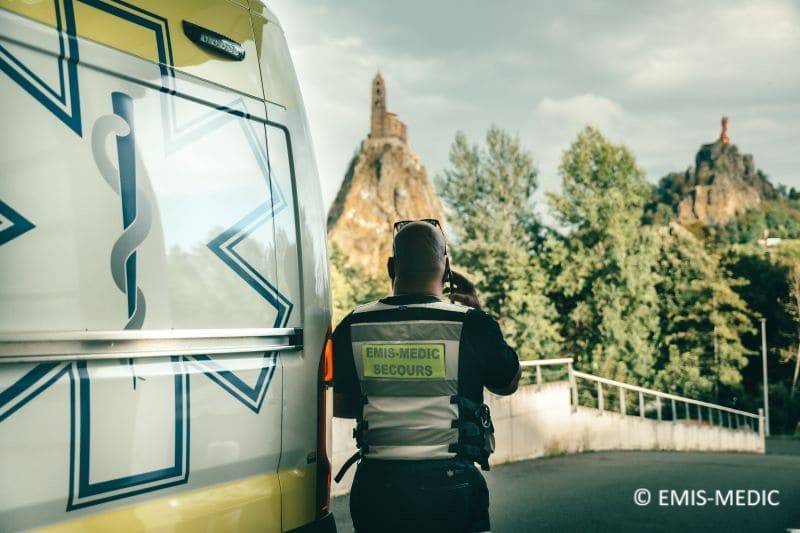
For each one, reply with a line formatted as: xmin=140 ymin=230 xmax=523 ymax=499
xmin=249 ymin=3 xmax=335 ymax=530
xmin=0 ymin=1 xmax=307 ymax=530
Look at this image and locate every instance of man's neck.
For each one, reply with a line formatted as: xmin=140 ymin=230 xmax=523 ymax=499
xmin=392 ymin=280 xmax=443 ymax=297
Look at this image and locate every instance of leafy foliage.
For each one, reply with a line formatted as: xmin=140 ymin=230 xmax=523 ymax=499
xmin=547 ymin=126 xmax=660 ymax=384
xmin=651 ymin=224 xmax=754 ymax=400
xmin=329 ymin=243 xmax=387 ymax=325
xmin=328 ymin=123 xmax=800 ymax=432
xmin=717 ymin=200 xmax=800 ymax=244
xmin=436 ymin=126 xmax=561 ymax=359
xmin=722 ymin=245 xmax=800 ymax=405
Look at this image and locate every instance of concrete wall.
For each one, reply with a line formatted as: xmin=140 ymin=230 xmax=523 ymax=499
xmin=331 ymin=381 xmax=764 ymax=496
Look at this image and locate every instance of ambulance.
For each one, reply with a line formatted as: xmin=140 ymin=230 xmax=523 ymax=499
xmin=0 ymin=1 xmax=335 ymax=531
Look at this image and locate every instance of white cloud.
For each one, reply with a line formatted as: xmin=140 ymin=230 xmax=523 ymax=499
xmin=536 ymin=94 xmax=625 ymax=132
xmin=268 ymin=0 xmax=800 ymax=209
xmin=529 ymin=95 xmax=628 ymax=196
xmin=627 ymin=48 xmax=694 ymax=89
xmin=620 ymin=0 xmax=800 ymax=97
xmin=327 ymin=36 xmax=363 ymax=49
xmin=722 ymin=1 xmax=799 ymax=45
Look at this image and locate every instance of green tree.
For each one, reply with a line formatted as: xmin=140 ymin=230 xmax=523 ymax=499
xmin=436 ymin=126 xmax=561 ymax=359
xmin=723 ymin=243 xmax=800 ymax=432
xmin=329 ymin=243 xmax=387 ymax=325
xmin=547 ymin=126 xmax=659 ymax=384
xmin=651 ymin=224 xmax=753 ymax=400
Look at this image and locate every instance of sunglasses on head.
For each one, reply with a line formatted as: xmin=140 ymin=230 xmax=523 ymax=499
xmin=393 ymin=219 xmax=448 ymax=252
xmin=392 ymin=219 xmax=454 ymax=294
xmin=393 ymin=218 xmax=441 ymax=233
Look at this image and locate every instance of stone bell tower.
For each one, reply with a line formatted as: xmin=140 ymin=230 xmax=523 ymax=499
xmin=369 ymin=72 xmax=407 ymax=143
xmin=370 ymin=72 xmax=387 ymax=139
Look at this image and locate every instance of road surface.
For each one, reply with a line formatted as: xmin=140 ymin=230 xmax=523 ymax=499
xmin=331 ymin=443 xmax=800 ymax=532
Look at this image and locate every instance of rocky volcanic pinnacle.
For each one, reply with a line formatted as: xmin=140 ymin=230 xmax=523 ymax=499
xmin=327 ymin=137 xmax=445 ymax=277
xmin=676 ymin=140 xmax=772 ymax=226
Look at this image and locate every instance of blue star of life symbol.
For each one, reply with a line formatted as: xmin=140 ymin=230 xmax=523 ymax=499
xmin=0 ymin=0 xmax=294 ymax=511
xmin=0 ymin=200 xmax=35 ymax=246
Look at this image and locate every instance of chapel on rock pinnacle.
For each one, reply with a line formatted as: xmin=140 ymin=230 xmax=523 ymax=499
xmin=369 ymin=72 xmax=407 ymax=143
xmin=325 ymin=73 xmax=445 ymax=277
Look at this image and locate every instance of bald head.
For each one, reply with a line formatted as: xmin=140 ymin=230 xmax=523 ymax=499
xmin=389 ymin=222 xmax=448 ymax=292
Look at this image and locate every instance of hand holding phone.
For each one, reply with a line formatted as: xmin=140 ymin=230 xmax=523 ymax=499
xmin=446 ymin=270 xmax=482 ymax=310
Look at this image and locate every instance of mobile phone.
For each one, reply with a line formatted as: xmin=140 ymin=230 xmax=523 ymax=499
xmin=444 ymin=265 xmax=455 ymax=296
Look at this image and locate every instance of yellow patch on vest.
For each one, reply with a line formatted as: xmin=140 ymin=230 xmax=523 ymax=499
xmin=361 ymin=343 xmax=446 ymax=379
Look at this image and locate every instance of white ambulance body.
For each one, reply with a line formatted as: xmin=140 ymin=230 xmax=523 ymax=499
xmin=0 ymin=1 xmax=334 ymax=531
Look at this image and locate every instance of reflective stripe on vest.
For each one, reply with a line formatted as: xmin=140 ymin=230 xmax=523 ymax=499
xmin=350 ymin=299 xmax=469 ymax=460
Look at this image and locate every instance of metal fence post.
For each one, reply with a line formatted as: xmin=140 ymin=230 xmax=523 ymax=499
xmin=762 ymin=319 xmax=770 ymax=437
xmin=639 ymin=391 xmax=645 ymax=419
xmin=598 ymin=382 xmax=604 ymax=414
xmin=671 ymin=399 xmax=677 ymax=422
xmin=568 ymin=363 xmax=578 ymax=413
xmin=758 ymin=408 xmax=765 ymax=439
xmin=685 ymin=401 xmax=690 ymax=422
xmin=536 ymin=364 xmax=542 ymax=388
xmin=708 ymin=407 xmax=713 ymax=426
xmin=620 ymin=388 xmax=626 ymax=417
xmin=656 ymin=396 xmax=662 ymax=421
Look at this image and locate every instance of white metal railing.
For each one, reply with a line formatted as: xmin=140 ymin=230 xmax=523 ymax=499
xmin=519 ymin=358 xmax=763 ymax=435
xmin=520 ymin=357 xmax=575 ymax=388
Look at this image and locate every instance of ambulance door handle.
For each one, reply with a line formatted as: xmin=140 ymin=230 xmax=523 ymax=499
xmin=182 ymin=20 xmax=245 ymax=61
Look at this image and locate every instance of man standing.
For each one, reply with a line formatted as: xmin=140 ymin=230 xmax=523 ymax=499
xmin=332 ymin=220 xmax=521 ymax=533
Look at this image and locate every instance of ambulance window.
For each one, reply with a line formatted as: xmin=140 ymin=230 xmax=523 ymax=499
xmin=267 ymin=122 xmax=302 ymax=329
xmin=156 ymin=105 xmax=282 ymax=331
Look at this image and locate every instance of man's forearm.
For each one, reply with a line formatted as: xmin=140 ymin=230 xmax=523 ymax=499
xmin=487 ymin=364 xmax=521 ymax=396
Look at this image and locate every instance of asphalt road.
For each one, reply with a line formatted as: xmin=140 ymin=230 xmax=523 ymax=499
xmin=331 ymin=443 xmax=800 ymax=533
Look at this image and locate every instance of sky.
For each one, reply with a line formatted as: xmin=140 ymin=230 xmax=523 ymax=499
xmin=267 ymin=0 xmax=800 ymax=211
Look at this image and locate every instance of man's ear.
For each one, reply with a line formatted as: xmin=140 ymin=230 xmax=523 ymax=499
xmin=387 ymin=256 xmax=396 ymax=281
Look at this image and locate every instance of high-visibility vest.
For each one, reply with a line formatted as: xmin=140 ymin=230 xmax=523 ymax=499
xmin=348 ymin=298 xmax=493 ymax=467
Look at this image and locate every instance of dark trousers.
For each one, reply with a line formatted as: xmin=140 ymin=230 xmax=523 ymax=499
xmin=349 ymin=458 xmax=490 ymax=533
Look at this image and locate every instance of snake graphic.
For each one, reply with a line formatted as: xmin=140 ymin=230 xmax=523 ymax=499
xmin=91 ymin=92 xmax=151 ymax=330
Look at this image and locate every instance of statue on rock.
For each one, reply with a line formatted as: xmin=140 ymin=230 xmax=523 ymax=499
xmin=719 ymin=116 xmax=730 ymax=145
